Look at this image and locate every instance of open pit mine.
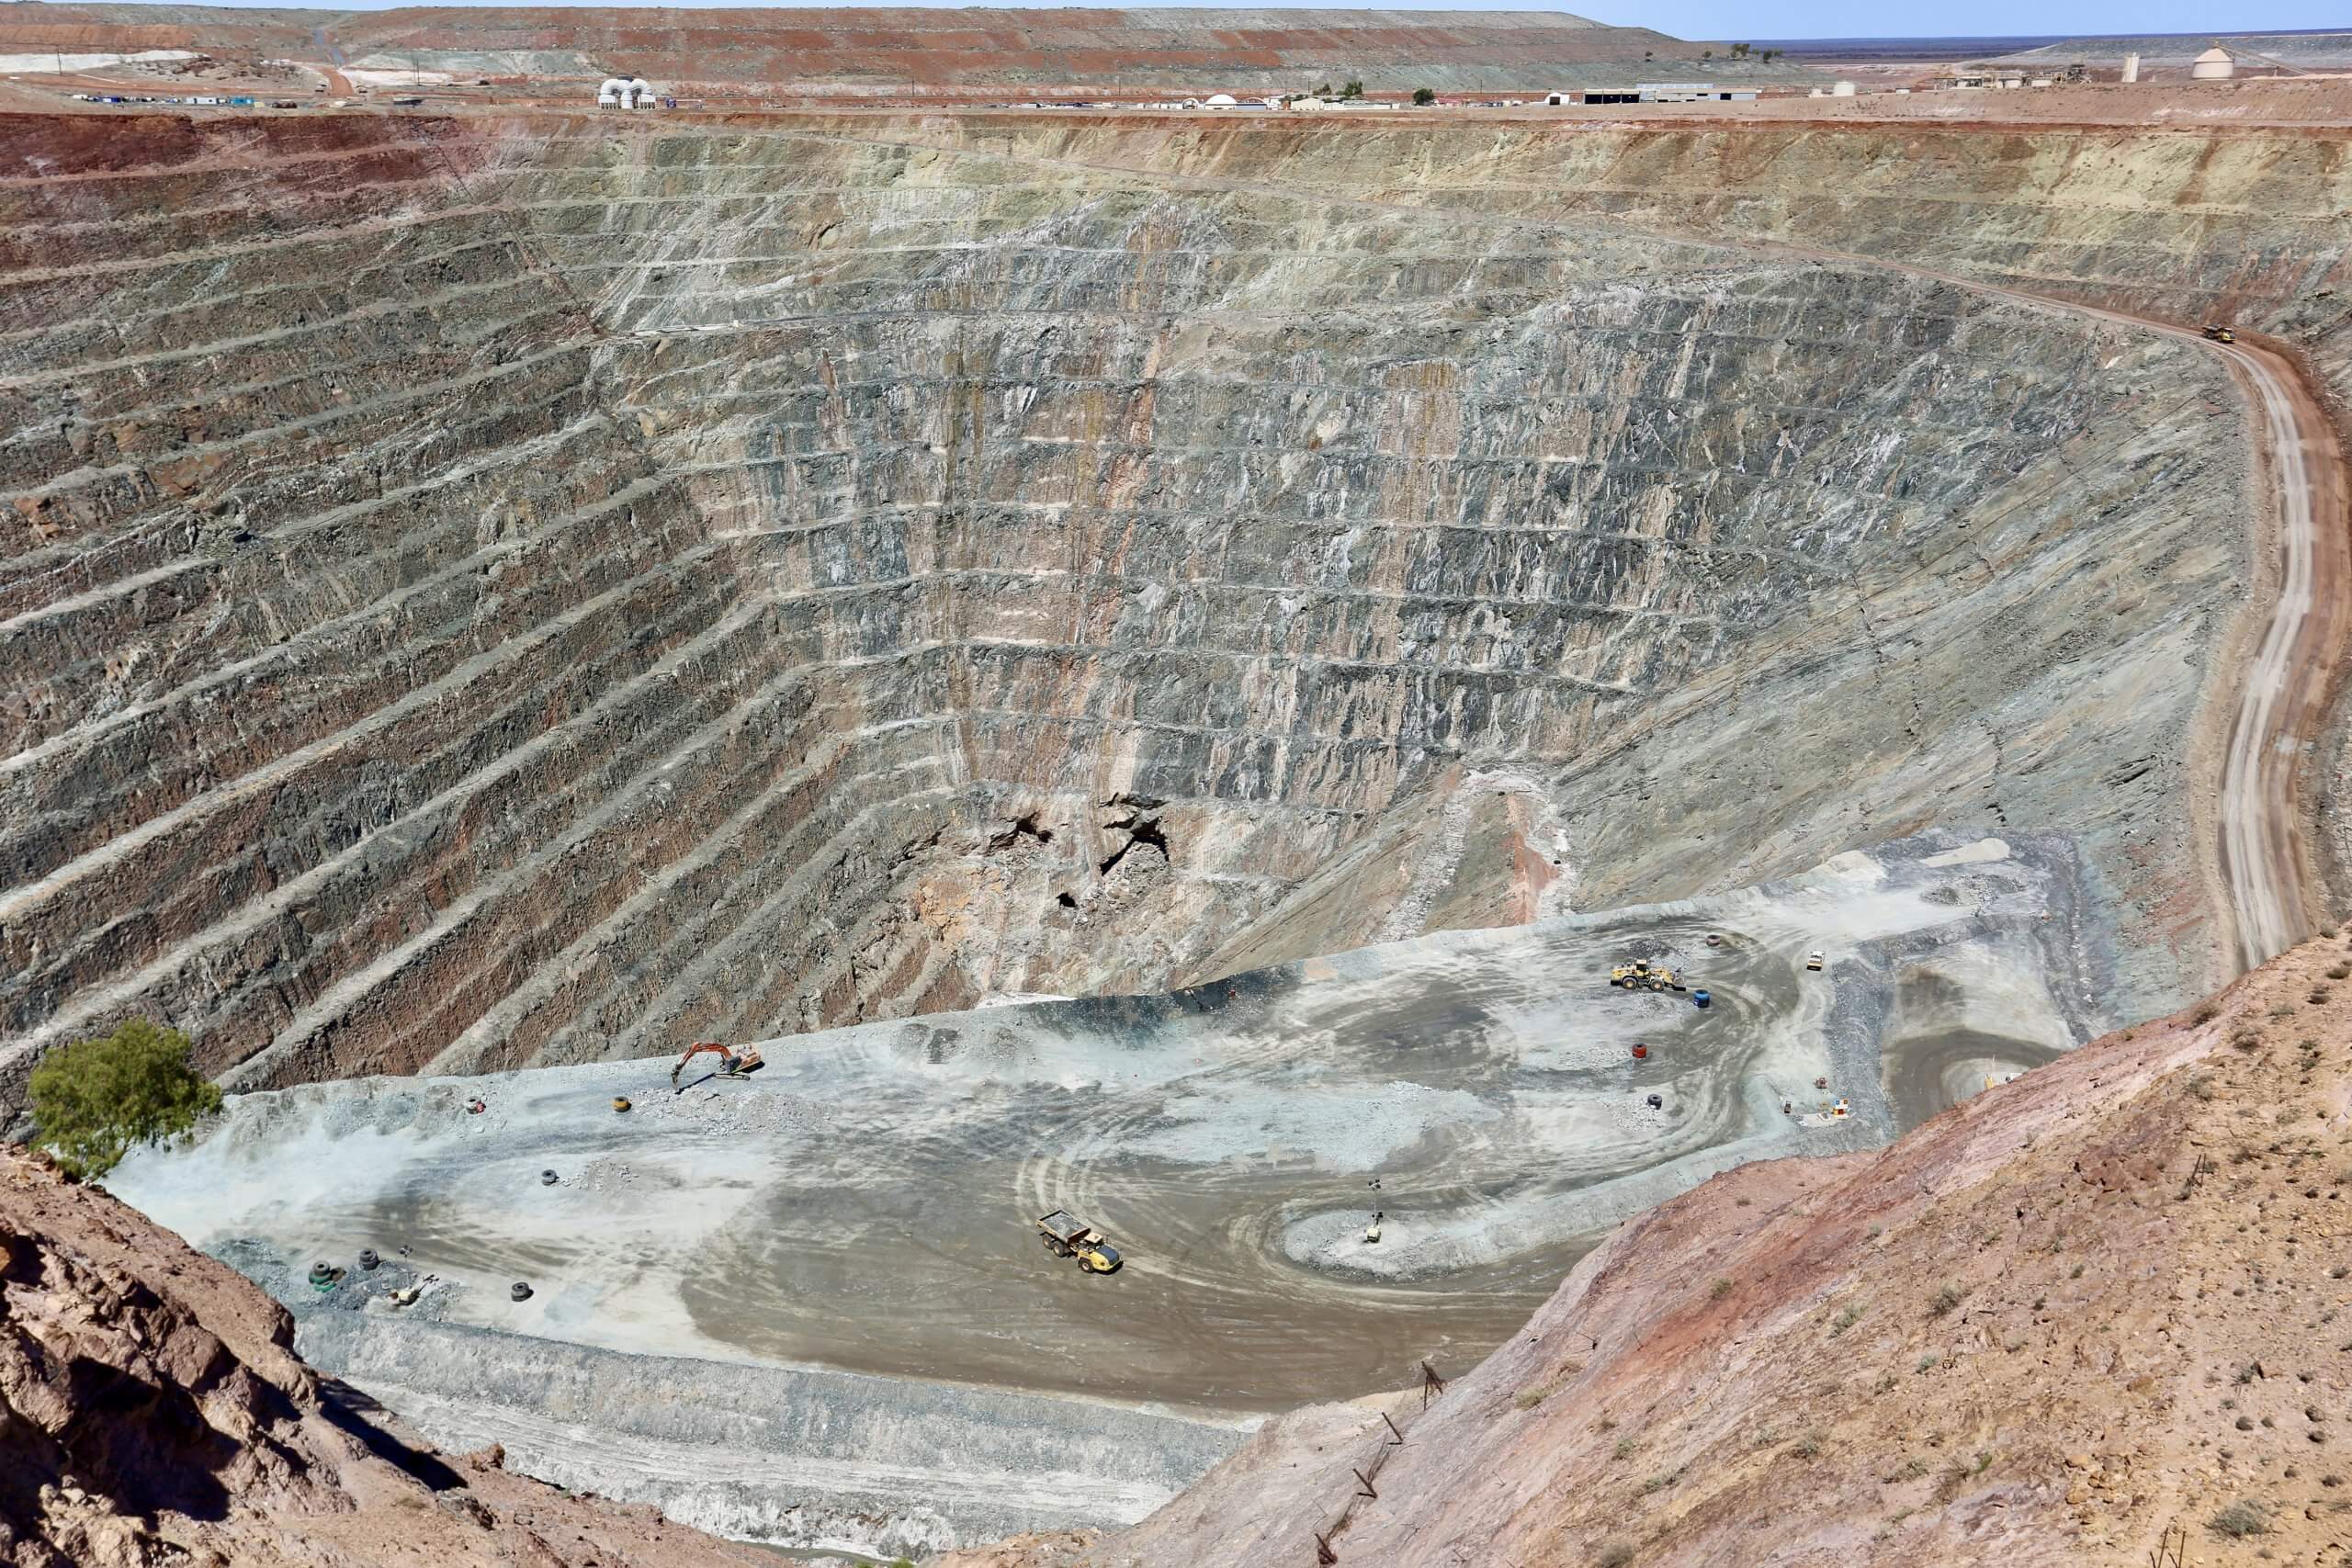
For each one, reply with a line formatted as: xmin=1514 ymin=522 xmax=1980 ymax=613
xmin=5 ymin=14 xmax=2352 ymax=1563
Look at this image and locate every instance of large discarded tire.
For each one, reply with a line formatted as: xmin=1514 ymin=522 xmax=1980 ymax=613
xmin=510 ymin=1281 xmax=534 ymax=1302
xmin=540 ymin=1169 xmax=558 ymax=1186
xmin=357 ymin=1248 xmax=380 ymax=1270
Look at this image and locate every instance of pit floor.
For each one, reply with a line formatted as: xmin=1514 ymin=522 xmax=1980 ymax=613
xmin=116 ymin=836 xmax=2088 ymax=1414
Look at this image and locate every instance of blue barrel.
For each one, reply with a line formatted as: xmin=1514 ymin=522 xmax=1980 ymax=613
xmin=1692 ymin=989 xmax=1712 ymax=1009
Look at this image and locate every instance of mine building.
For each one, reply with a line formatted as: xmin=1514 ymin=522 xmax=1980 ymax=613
xmin=1567 ymin=84 xmax=1758 ymax=105
xmin=597 ymin=76 xmax=660 ymax=108
xmin=2190 ymin=44 xmax=2235 ymax=80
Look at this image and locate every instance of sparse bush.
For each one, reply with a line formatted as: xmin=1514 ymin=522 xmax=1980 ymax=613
xmin=2189 ymin=1076 xmax=2218 ymax=1101
xmin=1917 ymin=1354 xmax=1940 ymax=1373
xmin=2271 ymin=1003 xmax=2298 ymax=1019
xmin=1612 ymin=1437 xmax=1636 ymax=1461
xmin=1872 ymin=1371 xmax=1898 ymax=1394
xmin=2193 ymin=1004 xmax=2221 ymax=1025
xmin=1928 ymin=1285 xmax=1964 ymax=1318
xmin=2236 ymin=1362 xmax=2262 ymax=1385
xmin=1515 ymin=1386 xmax=1550 ymax=1410
xmin=1640 ymin=1468 xmax=1681 ymax=1494
xmin=1710 ymin=1277 xmax=1733 ymax=1301
xmin=1595 ymin=1541 xmax=1636 ymax=1568
xmin=1792 ymin=1429 xmax=1825 ymax=1460
xmin=2071 ymin=1263 xmax=2086 ymax=1279
xmin=28 ymin=1019 xmax=222 ymax=1180
xmin=2209 ymin=1499 xmax=2272 ymax=1538
xmin=1831 ymin=1304 xmax=1863 ymax=1337
xmin=1596 ymin=1415 xmax=1618 ymax=1433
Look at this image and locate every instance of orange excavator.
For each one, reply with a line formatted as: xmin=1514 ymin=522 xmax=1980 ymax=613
xmin=670 ymin=1041 xmax=765 ymax=1088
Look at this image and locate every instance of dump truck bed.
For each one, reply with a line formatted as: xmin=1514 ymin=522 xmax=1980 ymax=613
xmin=1036 ymin=1209 xmax=1090 ymax=1242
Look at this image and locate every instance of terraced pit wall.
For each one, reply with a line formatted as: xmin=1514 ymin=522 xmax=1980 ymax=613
xmin=4 ymin=109 xmax=2329 ymax=1100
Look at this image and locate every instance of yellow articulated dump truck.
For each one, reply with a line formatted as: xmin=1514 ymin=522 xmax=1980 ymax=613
xmin=1608 ymin=960 xmax=1686 ymax=992
xmin=1036 ymin=1210 xmax=1124 ymax=1273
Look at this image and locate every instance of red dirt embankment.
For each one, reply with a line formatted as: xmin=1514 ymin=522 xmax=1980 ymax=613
xmin=0 ymin=5 xmax=1704 ymax=95
xmin=951 ymin=935 xmax=2352 ymax=1566
xmin=0 ymin=1144 xmax=767 ymax=1568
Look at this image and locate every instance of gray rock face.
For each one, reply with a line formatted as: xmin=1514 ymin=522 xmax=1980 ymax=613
xmin=281 ymin=1283 xmax=1244 ymax=1559
xmin=0 ymin=113 xmax=2278 ymax=1102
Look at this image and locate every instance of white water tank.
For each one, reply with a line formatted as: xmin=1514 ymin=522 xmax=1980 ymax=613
xmin=2191 ymin=45 xmax=2234 ymax=80
xmin=1204 ymin=93 xmax=1238 ymax=108
xmin=1830 ymin=79 xmax=1857 ymax=96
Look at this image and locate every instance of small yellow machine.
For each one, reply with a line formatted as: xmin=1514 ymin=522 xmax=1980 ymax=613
xmin=2203 ymin=324 xmax=2236 ymax=344
xmin=1608 ymin=960 xmax=1685 ymax=992
xmin=1036 ymin=1210 xmax=1124 ymax=1273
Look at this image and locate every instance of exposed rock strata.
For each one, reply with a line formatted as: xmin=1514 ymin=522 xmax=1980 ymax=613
xmin=0 ymin=110 xmax=2305 ymax=1101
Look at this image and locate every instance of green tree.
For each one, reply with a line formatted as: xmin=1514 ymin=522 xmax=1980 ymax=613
xmin=1731 ymin=41 xmax=1752 ymax=58
xmin=1317 ymin=81 xmax=1334 ymax=96
xmin=1411 ymin=86 xmax=1436 ymax=106
xmin=1340 ymin=79 xmax=1364 ymax=99
xmin=29 ymin=1020 xmax=221 ymax=1179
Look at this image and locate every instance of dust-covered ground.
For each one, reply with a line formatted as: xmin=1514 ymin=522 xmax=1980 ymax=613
xmin=109 ymin=831 xmax=2105 ymax=1555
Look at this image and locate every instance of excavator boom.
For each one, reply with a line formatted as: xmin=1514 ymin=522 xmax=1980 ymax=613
xmin=670 ymin=1041 xmax=764 ymax=1083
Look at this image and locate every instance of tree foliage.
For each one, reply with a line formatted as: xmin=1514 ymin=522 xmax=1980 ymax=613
xmin=1412 ymin=86 xmax=1436 ymax=106
xmin=1340 ymin=79 xmax=1365 ymax=99
xmin=28 ymin=1020 xmax=221 ymax=1179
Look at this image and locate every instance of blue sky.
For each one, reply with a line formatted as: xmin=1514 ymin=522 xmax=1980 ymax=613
xmin=1629 ymin=1 xmax=2336 ymax=39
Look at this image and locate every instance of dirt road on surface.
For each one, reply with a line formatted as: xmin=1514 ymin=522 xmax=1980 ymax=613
xmin=1852 ymin=289 xmax=2348 ymax=974
xmin=2204 ymin=333 xmax=2349 ymax=967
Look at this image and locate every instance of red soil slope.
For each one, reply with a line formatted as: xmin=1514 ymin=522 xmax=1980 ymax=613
xmin=0 ymin=6 xmax=1715 ymax=95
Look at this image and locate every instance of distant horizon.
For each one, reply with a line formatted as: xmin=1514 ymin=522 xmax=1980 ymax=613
xmin=28 ymin=0 xmax=2347 ymax=49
